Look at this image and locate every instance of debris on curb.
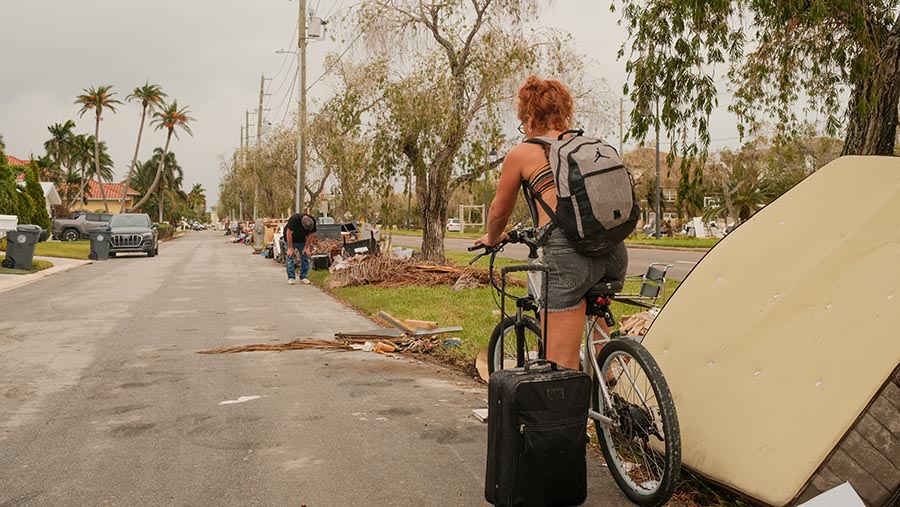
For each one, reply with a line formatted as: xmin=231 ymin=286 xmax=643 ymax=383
xmin=335 ymin=311 xmax=464 ymax=356
xmin=198 ymin=339 xmax=354 ymax=354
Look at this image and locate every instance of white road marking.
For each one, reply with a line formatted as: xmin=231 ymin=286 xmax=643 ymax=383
xmin=219 ymin=395 xmax=262 ymax=405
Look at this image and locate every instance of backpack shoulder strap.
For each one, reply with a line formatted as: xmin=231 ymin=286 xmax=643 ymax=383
xmin=521 ymin=180 xmax=557 ymax=247
xmin=522 ymin=178 xmax=559 ymax=227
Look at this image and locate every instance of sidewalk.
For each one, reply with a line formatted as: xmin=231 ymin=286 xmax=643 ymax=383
xmin=0 ymin=255 xmax=91 ymax=294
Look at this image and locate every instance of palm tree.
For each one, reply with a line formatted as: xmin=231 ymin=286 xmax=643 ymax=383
xmin=132 ymin=101 xmax=194 ymax=213
xmin=67 ymin=134 xmax=113 ymax=208
xmin=188 ymin=183 xmax=206 ymax=216
xmin=75 ymin=85 xmax=122 ymax=212
xmin=44 ymin=120 xmax=76 ymax=183
xmin=68 ymin=134 xmax=94 ymax=207
xmin=122 ymin=82 xmax=166 ymax=213
xmin=144 ymin=148 xmax=183 ymax=222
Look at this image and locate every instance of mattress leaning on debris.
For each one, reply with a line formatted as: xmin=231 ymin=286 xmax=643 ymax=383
xmin=642 ymin=156 xmax=900 ymax=506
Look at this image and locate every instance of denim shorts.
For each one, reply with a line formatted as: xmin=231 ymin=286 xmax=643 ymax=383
xmin=539 ymin=227 xmax=628 ymax=312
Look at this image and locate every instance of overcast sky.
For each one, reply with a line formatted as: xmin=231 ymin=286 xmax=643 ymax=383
xmin=0 ymin=0 xmax=746 ymax=209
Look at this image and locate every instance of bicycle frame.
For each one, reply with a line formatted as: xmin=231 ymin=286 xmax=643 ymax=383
xmin=584 ymin=319 xmax=617 ymax=426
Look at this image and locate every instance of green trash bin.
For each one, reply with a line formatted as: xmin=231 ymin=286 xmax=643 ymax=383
xmin=2 ymin=224 xmax=42 ymax=270
xmin=89 ymin=228 xmax=111 ymax=261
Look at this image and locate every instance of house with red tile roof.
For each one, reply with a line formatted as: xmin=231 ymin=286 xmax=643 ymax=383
xmin=68 ymin=180 xmax=141 ymax=214
xmin=8 ymin=155 xmax=139 ymax=214
xmin=5 ymin=155 xmax=30 ymax=167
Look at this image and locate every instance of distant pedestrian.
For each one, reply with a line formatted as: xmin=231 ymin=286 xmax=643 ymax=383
xmin=283 ymin=213 xmax=317 ymax=285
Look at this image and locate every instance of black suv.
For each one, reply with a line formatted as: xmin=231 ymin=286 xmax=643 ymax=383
xmin=107 ymin=213 xmax=159 ymax=257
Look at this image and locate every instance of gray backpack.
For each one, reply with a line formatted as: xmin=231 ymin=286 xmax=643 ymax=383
xmin=525 ymin=130 xmax=639 ymax=256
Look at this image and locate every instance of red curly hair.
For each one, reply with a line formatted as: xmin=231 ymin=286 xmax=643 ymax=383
xmin=517 ymin=75 xmax=573 ymax=132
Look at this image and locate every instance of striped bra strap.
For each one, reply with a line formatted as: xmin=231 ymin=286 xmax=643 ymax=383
xmin=527 ymin=162 xmax=555 ymax=196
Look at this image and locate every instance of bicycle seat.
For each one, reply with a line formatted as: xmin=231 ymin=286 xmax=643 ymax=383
xmin=585 ymin=278 xmax=624 ymax=298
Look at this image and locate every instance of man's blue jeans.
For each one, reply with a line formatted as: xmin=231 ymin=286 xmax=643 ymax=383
xmin=284 ymin=241 xmax=309 ymax=280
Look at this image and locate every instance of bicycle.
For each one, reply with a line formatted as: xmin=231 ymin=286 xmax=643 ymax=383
xmin=470 ymin=225 xmax=681 ymax=507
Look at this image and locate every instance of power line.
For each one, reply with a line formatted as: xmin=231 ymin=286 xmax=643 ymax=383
xmin=264 ymin=22 xmax=300 ymax=112
xmin=281 ymin=67 xmax=299 ymax=126
xmin=269 ymin=21 xmax=299 ymax=83
xmin=306 ymin=25 xmax=366 ymax=92
xmin=267 ymin=56 xmax=297 ymax=113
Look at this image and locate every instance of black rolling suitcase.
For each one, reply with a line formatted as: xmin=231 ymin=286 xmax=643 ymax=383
xmin=485 ymin=360 xmax=592 ymax=507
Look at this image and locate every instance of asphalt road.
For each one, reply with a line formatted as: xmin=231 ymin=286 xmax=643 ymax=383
xmin=388 ymin=234 xmax=708 ymax=281
xmin=0 ymin=231 xmax=631 ymax=506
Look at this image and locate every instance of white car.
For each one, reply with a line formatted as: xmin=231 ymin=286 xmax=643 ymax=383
xmin=446 ymin=218 xmax=461 ymax=232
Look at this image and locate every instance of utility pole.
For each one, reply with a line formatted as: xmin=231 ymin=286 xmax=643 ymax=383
xmin=245 ymin=110 xmax=251 ymax=147
xmin=296 ymin=0 xmax=308 ymax=214
xmin=254 ymin=74 xmax=270 ymax=221
xmin=619 ymin=98 xmax=624 ymax=155
xmin=256 ymin=74 xmax=272 ymax=146
xmin=655 ymin=98 xmax=661 ymax=240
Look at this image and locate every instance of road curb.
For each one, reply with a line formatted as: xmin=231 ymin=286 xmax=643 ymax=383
xmin=0 ymin=258 xmax=92 ymax=294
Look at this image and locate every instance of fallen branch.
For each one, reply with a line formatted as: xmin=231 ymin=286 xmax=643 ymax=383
xmin=198 ymin=339 xmax=354 ymax=354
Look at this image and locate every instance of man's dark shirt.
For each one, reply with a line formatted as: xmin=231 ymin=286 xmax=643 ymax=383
xmin=284 ymin=213 xmax=317 ymax=243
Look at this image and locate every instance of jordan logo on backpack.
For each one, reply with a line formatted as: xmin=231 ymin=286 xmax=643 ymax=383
xmin=525 ymin=130 xmax=639 ymax=256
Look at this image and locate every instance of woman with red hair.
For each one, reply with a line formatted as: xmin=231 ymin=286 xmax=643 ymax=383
xmin=476 ymin=75 xmax=628 ymax=370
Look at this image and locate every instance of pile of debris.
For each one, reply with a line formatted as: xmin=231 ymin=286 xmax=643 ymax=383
xmin=198 ymin=339 xmax=355 ymax=354
xmin=329 ymin=255 xmax=515 ymax=289
xmin=334 ymin=311 xmax=464 ymax=356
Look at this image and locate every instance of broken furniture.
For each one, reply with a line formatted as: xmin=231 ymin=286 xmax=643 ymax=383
xmin=615 ymin=262 xmax=672 ymax=309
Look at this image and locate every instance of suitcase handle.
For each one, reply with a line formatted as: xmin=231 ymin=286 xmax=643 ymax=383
xmin=524 ymin=359 xmax=559 ymax=372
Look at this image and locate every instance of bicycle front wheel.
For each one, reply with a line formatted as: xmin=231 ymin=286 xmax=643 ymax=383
xmin=593 ymin=338 xmax=680 ymax=507
xmin=487 ymin=316 xmax=543 ymax=374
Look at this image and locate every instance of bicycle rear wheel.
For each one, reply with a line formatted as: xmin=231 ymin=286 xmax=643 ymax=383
xmin=487 ymin=316 xmax=543 ymax=374
xmin=593 ymin=338 xmax=680 ymax=507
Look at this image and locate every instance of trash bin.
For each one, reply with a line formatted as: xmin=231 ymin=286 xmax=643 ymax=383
xmin=89 ymin=228 xmax=111 ymax=261
xmin=2 ymin=224 xmax=42 ymax=270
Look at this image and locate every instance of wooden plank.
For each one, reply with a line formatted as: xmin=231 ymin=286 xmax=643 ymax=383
xmin=404 ymin=319 xmax=438 ymax=330
xmin=856 ymin=413 xmax=900 ymax=471
xmin=336 ymin=335 xmax=404 ymax=343
xmin=826 ymin=448 xmax=892 ymax=506
xmin=881 ymin=381 xmax=900 ymax=411
xmin=809 ymin=464 xmax=844 ymax=496
xmin=869 ymin=397 xmax=900 ymax=440
xmin=413 ymin=326 xmax=463 ymax=336
xmin=377 ymin=311 xmax=417 ymax=334
xmin=334 ymin=328 xmax=404 ymax=339
xmin=841 ymin=429 xmax=900 ymax=492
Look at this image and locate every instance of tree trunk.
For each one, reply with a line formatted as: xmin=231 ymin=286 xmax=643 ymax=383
xmin=842 ymin=31 xmax=900 ymax=155
xmin=94 ymin=116 xmax=109 ymax=212
xmin=419 ymin=174 xmax=447 ymax=263
xmin=159 ymin=184 xmax=164 ymax=223
xmin=70 ymin=165 xmax=87 ymax=208
xmin=132 ymin=130 xmax=172 ymax=211
xmin=121 ymin=106 xmax=148 ymax=213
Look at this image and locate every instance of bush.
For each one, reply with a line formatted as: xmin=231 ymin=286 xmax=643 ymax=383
xmin=157 ymin=223 xmax=174 ymax=241
xmin=24 ymin=164 xmax=50 ymax=230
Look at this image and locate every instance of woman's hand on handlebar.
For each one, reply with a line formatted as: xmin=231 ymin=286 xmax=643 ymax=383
xmin=475 ymin=232 xmax=509 ymax=251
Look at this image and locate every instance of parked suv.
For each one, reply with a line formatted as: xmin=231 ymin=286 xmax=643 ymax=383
xmin=52 ymin=212 xmax=113 ymax=241
xmin=107 ymin=213 xmax=159 ymax=257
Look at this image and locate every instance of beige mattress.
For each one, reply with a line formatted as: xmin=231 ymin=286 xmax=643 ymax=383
xmin=642 ymin=156 xmax=900 ymax=505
